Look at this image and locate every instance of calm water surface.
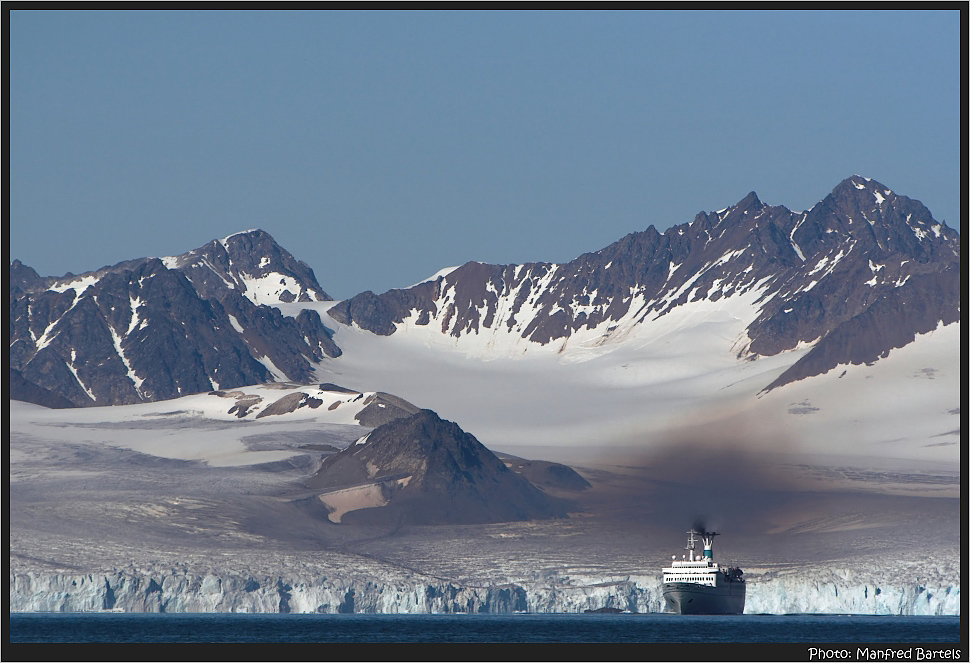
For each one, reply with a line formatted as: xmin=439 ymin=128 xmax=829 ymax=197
xmin=9 ymin=612 xmax=962 ymax=644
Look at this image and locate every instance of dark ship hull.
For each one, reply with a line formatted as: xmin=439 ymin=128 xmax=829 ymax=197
xmin=663 ymin=581 xmax=746 ymax=615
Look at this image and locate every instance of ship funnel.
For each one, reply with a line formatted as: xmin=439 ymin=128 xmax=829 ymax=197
xmin=701 ymin=531 xmax=719 ymax=560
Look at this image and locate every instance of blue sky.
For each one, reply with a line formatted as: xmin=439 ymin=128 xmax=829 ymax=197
xmin=9 ymin=10 xmax=961 ymax=299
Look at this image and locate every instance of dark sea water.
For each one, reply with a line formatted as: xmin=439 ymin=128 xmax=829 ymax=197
xmin=9 ymin=613 xmax=962 ymax=657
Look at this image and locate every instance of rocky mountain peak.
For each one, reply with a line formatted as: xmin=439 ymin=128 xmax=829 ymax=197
xmin=806 ymin=176 xmax=960 ymax=261
xmin=172 ymin=228 xmax=332 ymax=306
xmin=825 ymin=175 xmax=897 ymax=217
xmin=9 ymin=229 xmax=342 ymax=408
xmin=9 ymin=259 xmax=43 ymax=296
xmin=833 ymin=174 xmax=891 ymax=196
xmin=734 ymin=190 xmax=764 ymax=212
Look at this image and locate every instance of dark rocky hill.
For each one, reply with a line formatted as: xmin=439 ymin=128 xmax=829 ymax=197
xmin=307 ymin=409 xmax=571 ymax=525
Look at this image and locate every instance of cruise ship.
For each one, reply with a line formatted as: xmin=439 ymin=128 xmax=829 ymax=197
xmin=662 ymin=529 xmax=745 ymax=614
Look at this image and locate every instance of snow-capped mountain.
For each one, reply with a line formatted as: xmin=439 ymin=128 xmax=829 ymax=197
xmin=8 ymin=177 xmax=960 ymax=417
xmin=159 ymin=228 xmax=331 ymax=306
xmin=328 ymin=176 xmax=959 ymax=390
xmin=9 ymin=230 xmax=341 ymax=407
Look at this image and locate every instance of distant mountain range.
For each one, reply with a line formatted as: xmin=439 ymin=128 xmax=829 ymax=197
xmin=329 ymin=176 xmax=960 ymax=391
xmin=9 ymin=176 xmax=960 ymax=409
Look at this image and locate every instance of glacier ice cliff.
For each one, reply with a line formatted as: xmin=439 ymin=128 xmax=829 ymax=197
xmin=743 ymin=562 xmax=960 ymax=616
xmin=9 ymin=561 xmax=959 ymax=615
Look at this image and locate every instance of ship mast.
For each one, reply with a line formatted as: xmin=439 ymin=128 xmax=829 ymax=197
xmin=685 ymin=529 xmax=697 ymax=561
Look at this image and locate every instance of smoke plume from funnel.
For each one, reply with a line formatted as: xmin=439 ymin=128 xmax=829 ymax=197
xmin=610 ymin=412 xmax=811 ymax=537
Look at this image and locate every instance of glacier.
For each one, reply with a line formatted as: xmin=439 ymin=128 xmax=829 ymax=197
xmin=10 ymin=560 xmax=959 ymax=615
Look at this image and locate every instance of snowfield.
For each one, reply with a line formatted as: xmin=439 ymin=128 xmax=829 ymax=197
xmin=9 ymin=384 xmax=380 ymax=468
xmin=272 ymin=297 xmax=959 ymax=470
